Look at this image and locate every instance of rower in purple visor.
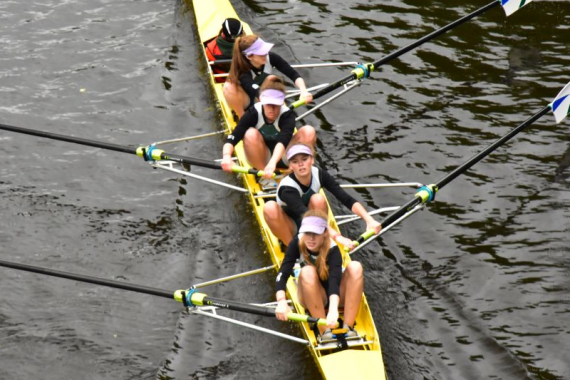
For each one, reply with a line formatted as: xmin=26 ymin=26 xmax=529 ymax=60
xmin=221 ymin=75 xmax=316 ymax=179
xmin=223 ymin=34 xmax=313 ymax=119
xmin=274 ymin=210 xmax=364 ymax=342
xmin=263 ymin=143 xmax=382 ymax=246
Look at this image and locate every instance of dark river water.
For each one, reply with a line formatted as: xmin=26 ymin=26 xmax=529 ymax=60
xmin=1 ymin=0 xmax=569 ymax=379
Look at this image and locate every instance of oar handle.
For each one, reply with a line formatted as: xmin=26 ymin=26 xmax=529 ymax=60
xmin=231 ymin=166 xmax=279 ymax=178
xmin=286 ymin=313 xmax=327 ymax=326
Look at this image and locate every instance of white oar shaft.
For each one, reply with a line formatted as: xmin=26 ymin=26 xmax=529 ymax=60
xmin=211 ymin=61 xmax=358 ymax=72
xmin=295 ymin=80 xmax=362 ymax=121
xmin=340 ymin=182 xmax=422 ymax=189
xmin=350 ymin=204 xmax=424 ymax=255
xmin=291 ymin=62 xmax=358 ymax=68
xmin=285 ymin=83 xmax=330 ymax=99
xmin=192 ymin=265 xmax=276 ymax=289
xmin=336 ymin=206 xmax=400 ymax=225
xmin=152 ymin=161 xmax=248 ymax=193
xmin=190 ymin=307 xmax=310 ymax=345
xmin=152 ymin=131 xmax=225 ymax=146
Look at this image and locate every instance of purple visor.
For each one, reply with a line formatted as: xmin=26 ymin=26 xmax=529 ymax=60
xmin=243 ymin=37 xmax=274 ymax=56
xmin=299 ymin=216 xmax=328 ymax=235
xmin=260 ymin=89 xmax=285 ymax=106
xmin=286 ymin=144 xmax=313 ymax=160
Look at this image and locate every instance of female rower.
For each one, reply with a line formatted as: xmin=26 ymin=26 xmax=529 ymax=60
xmin=274 ymin=210 xmax=363 ymax=341
xmin=263 ymin=143 xmax=382 ymax=245
xmin=223 ymin=34 xmax=313 ymax=118
xmin=221 ymin=76 xmax=316 ymax=179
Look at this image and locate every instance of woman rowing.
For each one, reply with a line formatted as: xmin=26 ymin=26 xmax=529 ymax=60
xmin=274 ymin=210 xmax=363 ymax=341
xmin=223 ymin=34 xmax=313 ymax=118
xmin=263 ymin=143 xmax=381 ymax=246
xmin=221 ymin=76 xmax=315 ymax=179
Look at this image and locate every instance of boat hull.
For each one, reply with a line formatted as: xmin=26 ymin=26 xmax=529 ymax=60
xmin=188 ymin=1 xmax=387 ymax=378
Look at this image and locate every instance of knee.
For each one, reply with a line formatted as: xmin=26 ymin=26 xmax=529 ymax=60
xmin=308 ymin=193 xmax=327 ymax=209
xmin=264 ymin=201 xmax=279 ymax=220
xmin=297 ymin=125 xmax=316 ymax=143
xmin=299 ymin=266 xmax=320 ymax=285
xmin=346 ymin=261 xmax=363 ymax=279
xmin=243 ymin=128 xmax=262 ymax=145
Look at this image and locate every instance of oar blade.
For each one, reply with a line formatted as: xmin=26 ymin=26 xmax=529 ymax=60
xmin=501 ymin=0 xmax=534 ymax=17
xmin=551 ymin=82 xmax=570 ymax=124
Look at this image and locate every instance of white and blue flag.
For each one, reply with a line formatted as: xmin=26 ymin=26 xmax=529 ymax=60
xmin=501 ymin=0 xmax=534 ymax=17
xmin=552 ymin=82 xmax=570 ymax=124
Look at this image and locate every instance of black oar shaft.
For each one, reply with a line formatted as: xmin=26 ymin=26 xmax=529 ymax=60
xmin=435 ymin=106 xmax=551 ymax=190
xmin=0 ymin=122 xmax=229 ymax=171
xmin=0 ymin=123 xmax=136 ymax=155
xmin=377 ymin=105 xmax=551 ymax=233
xmin=0 ymin=260 xmax=321 ymax=324
xmin=310 ymin=1 xmax=500 ymax=103
xmin=0 ymin=259 xmax=173 ymax=299
xmin=373 ymin=1 xmax=499 ymax=68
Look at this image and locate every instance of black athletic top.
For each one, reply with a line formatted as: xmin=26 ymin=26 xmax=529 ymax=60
xmin=275 ymin=235 xmax=343 ymax=297
xmin=225 ymin=104 xmax=296 ymax=147
xmin=239 ymin=52 xmax=301 ymax=107
xmin=277 ymin=168 xmax=357 ymax=227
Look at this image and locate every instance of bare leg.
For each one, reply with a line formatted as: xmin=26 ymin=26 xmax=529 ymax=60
xmin=223 ymin=81 xmax=250 ymax=118
xmin=263 ymin=201 xmax=297 ymax=245
xmin=339 ymin=261 xmax=363 ymax=328
xmin=289 ymin=125 xmax=317 ymax=149
xmin=243 ymin=128 xmax=270 ymax=169
xmin=297 ymin=266 xmax=328 ymax=335
xmin=308 ymin=193 xmax=328 ymax=215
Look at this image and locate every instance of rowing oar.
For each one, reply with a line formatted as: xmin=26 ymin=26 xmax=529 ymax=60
xmin=0 ymin=123 xmax=272 ymax=177
xmin=290 ymin=0 xmax=535 ymax=109
xmin=0 ymin=259 xmax=327 ymax=326
xmin=349 ymin=80 xmax=570 ymax=253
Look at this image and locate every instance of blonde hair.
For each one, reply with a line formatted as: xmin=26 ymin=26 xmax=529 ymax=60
xmin=299 ymin=210 xmax=331 ymax=281
xmin=228 ymin=35 xmax=260 ymax=85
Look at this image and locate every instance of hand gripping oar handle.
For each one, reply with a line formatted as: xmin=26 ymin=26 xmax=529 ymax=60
xmin=347 ymin=184 xmax=437 ymax=250
xmin=175 ymin=290 xmax=327 ymax=326
xmin=230 ymin=165 xmax=279 ymax=178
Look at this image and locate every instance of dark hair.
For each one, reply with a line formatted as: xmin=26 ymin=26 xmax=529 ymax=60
xmin=228 ymin=35 xmax=259 ymax=85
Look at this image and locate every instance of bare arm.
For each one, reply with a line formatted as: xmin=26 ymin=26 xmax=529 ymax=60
xmin=221 ymin=143 xmax=235 ymax=172
xmin=351 ymin=202 xmax=382 ymax=234
xmin=294 ymin=77 xmax=313 ymax=104
xmin=275 ymin=290 xmax=291 ymax=321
